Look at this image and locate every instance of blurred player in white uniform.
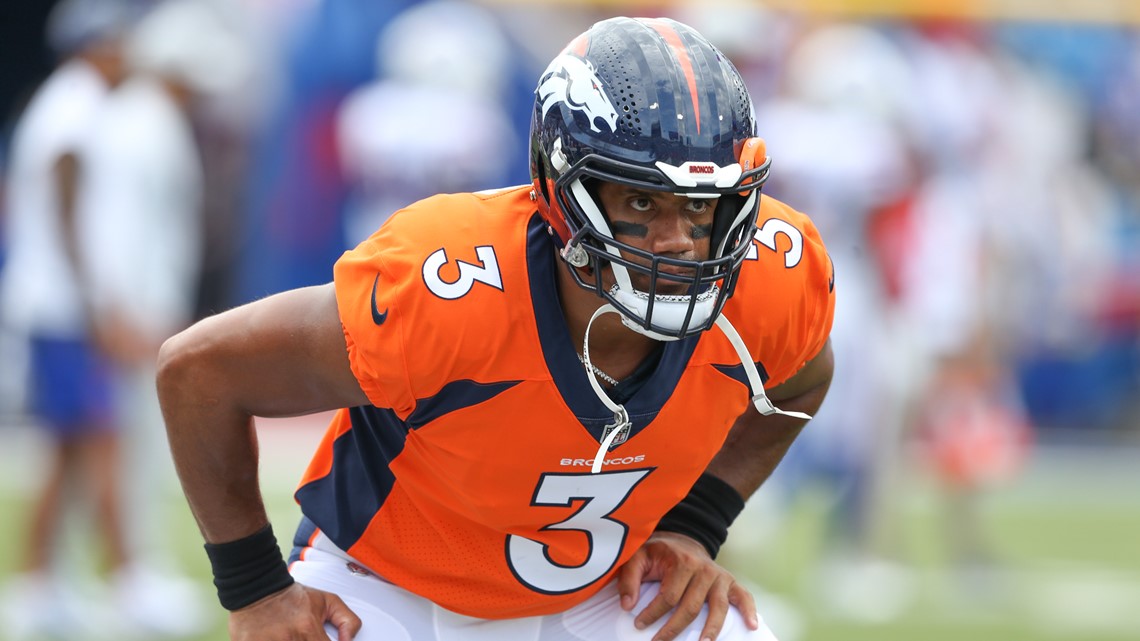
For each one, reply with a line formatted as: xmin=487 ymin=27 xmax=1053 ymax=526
xmin=0 ymin=2 xmax=135 ymax=636
xmin=335 ymin=0 xmax=518 ymax=245
xmin=1 ymin=1 xmax=249 ymax=637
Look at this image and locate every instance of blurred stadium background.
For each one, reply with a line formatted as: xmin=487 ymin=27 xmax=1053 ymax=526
xmin=2 ymin=0 xmax=1138 ymax=640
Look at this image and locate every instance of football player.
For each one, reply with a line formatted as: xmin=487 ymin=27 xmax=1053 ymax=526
xmin=159 ymin=16 xmax=835 ymax=641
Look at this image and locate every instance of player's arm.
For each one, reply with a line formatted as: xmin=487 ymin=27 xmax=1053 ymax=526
xmin=54 ymin=152 xmax=82 ymax=264
xmin=58 ymin=144 xmax=154 ymax=364
xmin=156 ymin=282 xmax=366 ymax=640
xmin=707 ymin=337 xmax=834 ymax=497
xmin=54 ymin=151 xmax=97 ymax=316
xmin=617 ymin=339 xmax=834 ymax=641
xmin=157 ymin=282 xmax=367 ymax=541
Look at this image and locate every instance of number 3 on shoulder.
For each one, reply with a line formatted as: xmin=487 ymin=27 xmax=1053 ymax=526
xmin=748 ymin=218 xmax=803 ymax=268
xmin=423 ymin=246 xmax=504 ymax=299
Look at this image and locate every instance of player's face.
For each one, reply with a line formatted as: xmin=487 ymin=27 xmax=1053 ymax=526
xmin=595 ymin=181 xmax=717 ymax=294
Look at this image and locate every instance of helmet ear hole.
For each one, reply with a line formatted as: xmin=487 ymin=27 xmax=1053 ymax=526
xmin=532 ymin=152 xmax=551 ymax=203
xmin=573 ymin=177 xmax=612 ymax=257
xmin=710 ymin=195 xmax=746 ymax=259
xmin=581 ymin=178 xmax=605 ymax=222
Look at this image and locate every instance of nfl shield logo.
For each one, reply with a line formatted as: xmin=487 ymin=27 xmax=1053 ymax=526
xmin=601 ymin=422 xmax=630 ymax=449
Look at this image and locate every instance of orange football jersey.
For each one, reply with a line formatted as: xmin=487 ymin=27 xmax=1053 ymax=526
xmin=295 ymin=185 xmax=834 ymax=618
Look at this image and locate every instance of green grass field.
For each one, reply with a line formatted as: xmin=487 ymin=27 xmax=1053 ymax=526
xmin=2 ymin=419 xmax=1138 ymax=641
xmin=722 ymin=444 xmax=1140 ymax=641
xmin=729 ymin=498 xmax=1140 ymax=641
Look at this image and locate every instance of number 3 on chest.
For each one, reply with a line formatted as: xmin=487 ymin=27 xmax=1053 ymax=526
xmin=506 ymin=469 xmax=653 ymax=594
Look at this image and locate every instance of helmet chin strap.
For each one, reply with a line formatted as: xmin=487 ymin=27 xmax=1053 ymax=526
xmin=580 ymin=305 xmax=811 ymax=474
xmin=580 ymin=304 xmax=632 ymax=474
xmin=713 ymin=314 xmax=813 ymax=421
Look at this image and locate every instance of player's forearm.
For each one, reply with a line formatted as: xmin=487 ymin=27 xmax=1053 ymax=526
xmin=157 ymin=323 xmax=272 ymax=544
xmin=654 ymin=370 xmax=830 ymax=559
xmin=157 ymin=285 xmax=368 ymax=544
xmin=704 ymin=403 xmax=814 ymax=501
xmin=708 ymin=341 xmax=834 ymax=499
xmin=53 ymin=153 xmax=92 ymax=300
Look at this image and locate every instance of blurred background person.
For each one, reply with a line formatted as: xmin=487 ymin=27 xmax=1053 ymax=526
xmin=889 ymin=23 xmax=1042 ymax=598
xmin=83 ymin=0 xmax=253 ymax=636
xmin=0 ymin=1 xmax=139 ymax=636
xmin=747 ymin=20 xmax=921 ymax=622
xmin=0 ymin=0 xmax=250 ymax=637
xmin=335 ymin=0 xmax=519 ymax=245
xmin=233 ymin=0 xmax=420 ymax=303
xmin=235 ymin=0 xmax=537 ymax=304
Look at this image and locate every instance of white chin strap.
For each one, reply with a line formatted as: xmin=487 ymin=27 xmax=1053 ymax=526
xmin=713 ymin=314 xmax=813 ymax=421
xmin=581 ymin=304 xmax=632 ymax=473
xmin=581 ymin=305 xmax=812 ymax=474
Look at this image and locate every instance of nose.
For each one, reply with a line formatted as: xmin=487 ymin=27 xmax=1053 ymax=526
xmin=648 ymin=209 xmax=696 ymax=257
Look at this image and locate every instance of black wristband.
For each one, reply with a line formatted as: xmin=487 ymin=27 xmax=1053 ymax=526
xmin=654 ymin=473 xmax=745 ymax=558
xmin=204 ymin=524 xmax=295 ymax=611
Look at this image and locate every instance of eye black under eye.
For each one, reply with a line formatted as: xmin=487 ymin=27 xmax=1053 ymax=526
xmin=611 ymin=220 xmax=649 ymax=237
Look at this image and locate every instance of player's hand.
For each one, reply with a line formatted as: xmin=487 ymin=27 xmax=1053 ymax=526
xmin=616 ymin=531 xmax=758 ymax=641
xmin=228 ymin=583 xmax=361 ymax=641
xmin=91 ymin=308 xmax=157 ymax=367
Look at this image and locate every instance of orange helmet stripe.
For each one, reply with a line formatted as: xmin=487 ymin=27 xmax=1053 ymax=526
xmin=645 ymin=19 xmax=701 ymax=134
xmin=565 ymin=33 xmax=589 ymax=57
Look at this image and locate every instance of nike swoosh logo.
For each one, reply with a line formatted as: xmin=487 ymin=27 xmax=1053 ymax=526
xmin=370 ymin=274 xmax=388 ymax=325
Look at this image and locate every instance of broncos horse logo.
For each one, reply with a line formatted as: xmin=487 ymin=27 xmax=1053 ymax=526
xmin=537 ymin=54 xmax=618 ymax=133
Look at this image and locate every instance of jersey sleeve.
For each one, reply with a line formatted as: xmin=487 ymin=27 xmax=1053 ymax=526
xmin=740 ymin=198 xmax=836 ymax=389
xmin=332 ymin=217 xmax=417 ymax=415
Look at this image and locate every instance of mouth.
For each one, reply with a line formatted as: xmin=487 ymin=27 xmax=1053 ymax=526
xmin=631 ymin=268 xmax=697 ymax=294
xmin=654 ymin=280 xmax=695 ymax=296
xmin=626 ymin=273 xmax=681 ymax=293
xmin=656 ymin=265 xmax=696 ymax=278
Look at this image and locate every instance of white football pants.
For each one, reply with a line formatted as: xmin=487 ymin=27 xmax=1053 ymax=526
xmin=290 ymin=542 xmax=779 ymax=641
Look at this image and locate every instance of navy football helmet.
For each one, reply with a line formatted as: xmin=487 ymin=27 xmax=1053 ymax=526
xmin=530 ymin=16 xmax=770 ymax=340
